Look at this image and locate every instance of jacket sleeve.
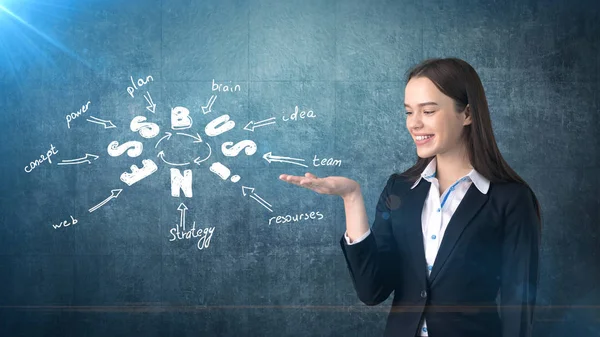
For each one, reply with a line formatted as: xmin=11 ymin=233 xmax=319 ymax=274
xmin=500 ymin=185 xmax=541 ymax=337
xmin=339 ymin=174 xmax=402 ymax=306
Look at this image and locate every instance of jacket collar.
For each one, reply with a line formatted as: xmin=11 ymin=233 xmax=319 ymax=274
xmin=410 ymin=157 xmax=490 ymax=194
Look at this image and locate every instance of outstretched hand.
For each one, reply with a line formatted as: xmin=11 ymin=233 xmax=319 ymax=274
xmin=279 ymin=172 xmax=359 ymax=199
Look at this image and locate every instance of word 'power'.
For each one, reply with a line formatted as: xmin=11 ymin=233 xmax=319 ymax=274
xmin=66 ymin=101 xmax=91 ymax=129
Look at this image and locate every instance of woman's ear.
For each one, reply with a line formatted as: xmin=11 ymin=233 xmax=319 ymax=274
xmin=463 ymin=104 xmax=472 ymax=126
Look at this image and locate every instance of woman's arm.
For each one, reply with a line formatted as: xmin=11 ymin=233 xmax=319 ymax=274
xmin=500 ymin=185 xmax=541 ymax=337
xmin=339 ymin=174 xmax=402 ymax=306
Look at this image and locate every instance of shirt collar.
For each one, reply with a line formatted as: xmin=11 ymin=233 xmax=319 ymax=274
xmin=410 ymin=157 xmax=490 ymax=194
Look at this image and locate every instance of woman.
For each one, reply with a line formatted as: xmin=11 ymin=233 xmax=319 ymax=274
xmin=279 ymin=57 xmax=541 ymax=337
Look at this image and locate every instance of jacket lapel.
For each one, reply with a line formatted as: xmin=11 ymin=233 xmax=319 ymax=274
xmin=428 ymin=183 xmax=489 ymax=287
xmin=401 ymin=179 xmax=430 ymax=285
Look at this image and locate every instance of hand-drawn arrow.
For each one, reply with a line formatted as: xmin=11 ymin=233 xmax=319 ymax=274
xmin=176 ymin=132 xmax=203 ymax=143
xmin=157 ymin=151 xmax=189 ymax=166
xmin=262 ymin=151 xmax=308 ymax=167
xmin=155 ymin=132 xmax=172 ymax=148
xmin=57 ymin=153 xmax=99 ymax=165
xmin=193 ymin=142 xmax=212 ymax=165
xmin=144 ymin=91 xmax=156 ymax=113
xmin=241 ymin=186 xmax=273 ymax=212
xmin=243 ymin=117 xmax=276 ymax=132
xmin=86 ymin=116 xmax=116 ymax=129
xmin=89 ymin=189 xmax=122 ymax=213
xmin=202 ymin=95 xmax=217 ymax=114
xmin=177 ymin=203 xmax=188 ymax=231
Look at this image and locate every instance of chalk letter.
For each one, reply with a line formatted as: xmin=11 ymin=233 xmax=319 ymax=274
xmin=170 ymin=168 xmax=193 ymax=198
xmin=205 ymin=114 xmax=235 ymax=137
xmin=222 ymin=140 xmax=257 ymax=157
xmin=107 ymin=140 xmax=143 ymax=157
xmin=171 ymin=106 xmax=193 ymax=130
xmin=120 ymin=159 xmax=158 ymax=186
xmin=130 ymin=116 xmax=160 ymax=139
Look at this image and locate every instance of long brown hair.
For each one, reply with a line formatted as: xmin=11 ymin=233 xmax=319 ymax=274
xmin=398 ymin=57 xmax=542 ymax=223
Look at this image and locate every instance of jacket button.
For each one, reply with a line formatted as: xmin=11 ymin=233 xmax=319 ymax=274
xmin=421 ymin=290 xmax=427 ymax=298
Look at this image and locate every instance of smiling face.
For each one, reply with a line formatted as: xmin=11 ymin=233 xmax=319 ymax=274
xmin=404 ymin=76 xmax=471 ymax=159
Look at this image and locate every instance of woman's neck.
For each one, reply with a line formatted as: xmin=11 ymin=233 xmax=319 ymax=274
xmin=435 ymin=145 xmax=472 ymax=185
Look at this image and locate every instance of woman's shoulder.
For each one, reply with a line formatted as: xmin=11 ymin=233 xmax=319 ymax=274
xmin=488 ymin=180 xmax=538 ymax=215
xmin=489 ymin=180 xmax=533 ymax=196
xmin=385 ymin=173 xmax=417 ymax=193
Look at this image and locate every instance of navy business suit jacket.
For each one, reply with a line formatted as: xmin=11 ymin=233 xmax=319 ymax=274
xmin=340 ymin=174 xmax=541 ymax=337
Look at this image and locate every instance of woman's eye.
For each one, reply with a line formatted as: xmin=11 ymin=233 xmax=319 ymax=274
xmin=404 ymin=111 xmax=434 ymax=115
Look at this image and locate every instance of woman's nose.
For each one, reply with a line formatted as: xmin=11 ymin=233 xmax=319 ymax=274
xmin=407 ymin=115 xmax=423 ymax=129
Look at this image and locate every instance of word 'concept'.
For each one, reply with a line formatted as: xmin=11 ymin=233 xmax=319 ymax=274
xmin=52 ymin=215 xmax=78 ymax=229
xmin=66 ymin=101 xmax=91 ymax=129
xmin=127 ymin=75 xmax=154 ymax=98
xmin=169 ymin=223 xmax=215 ymax=250
xmin=268 ymin=211 xmax=324 ymax=225
xmin=24 ymin=144 xmax=58 ymax=173
xmin=212 ymin=79 xmax=240 ymax=92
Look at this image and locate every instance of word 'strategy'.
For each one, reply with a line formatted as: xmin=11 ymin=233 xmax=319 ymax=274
xmin=24 ymin=144 xmax=58 ymax=173
xmin=168 ymin=203 xmax=215 ymax=250
xmin=169 ymin=223 xmax=215 ymax=250
xmin=268 ymin=211 xmax=324 ymax=226
xmin=52 ymin=215 xmax=78 ymax=229
xmin=66 ymin=101 xmax=91 ymax=129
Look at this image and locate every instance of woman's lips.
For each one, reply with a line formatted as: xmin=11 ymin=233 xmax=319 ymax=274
xmin=415 ymin=135 xmax=434 ymax=146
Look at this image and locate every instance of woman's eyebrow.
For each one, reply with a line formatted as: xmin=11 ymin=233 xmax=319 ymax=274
xmin=404 ymin=102 xmax=439 ymax=108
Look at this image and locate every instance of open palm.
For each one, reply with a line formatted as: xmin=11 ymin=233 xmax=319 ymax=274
xmin=279 ymin=172 xmax=359 ymax=198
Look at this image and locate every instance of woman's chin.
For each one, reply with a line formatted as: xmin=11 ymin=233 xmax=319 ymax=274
xmin=416 ymin=149 xmax=435 ymax=159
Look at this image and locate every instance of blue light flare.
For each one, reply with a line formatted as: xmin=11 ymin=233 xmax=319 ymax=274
xmin=0 ymin=1 xmax=92 ymax=91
